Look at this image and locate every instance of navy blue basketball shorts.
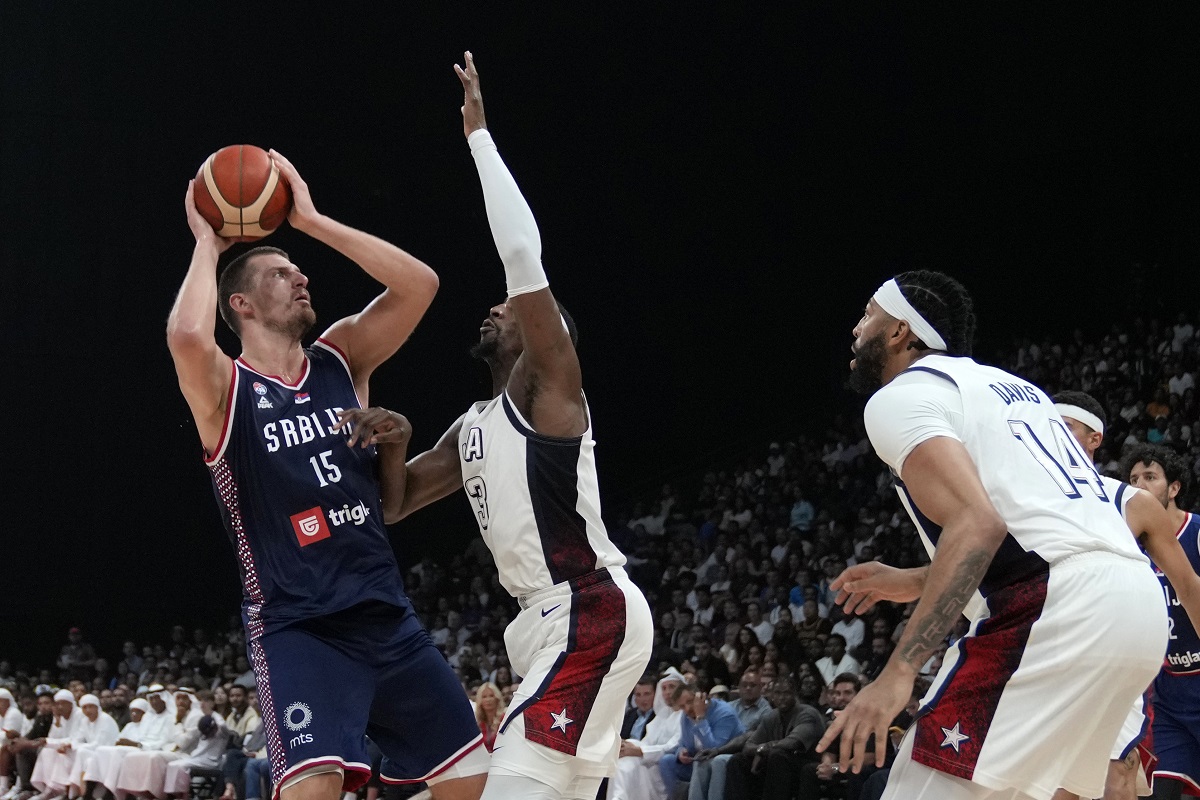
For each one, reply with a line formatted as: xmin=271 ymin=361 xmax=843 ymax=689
xmin=1151 ymin=672 xmax=1200 ymax=795
xmin=248 ymin=600 xmax=483 ymax=800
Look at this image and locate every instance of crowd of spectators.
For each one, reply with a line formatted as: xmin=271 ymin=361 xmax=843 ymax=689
xmin=4 ymin=310 xmax=1199 ymax=800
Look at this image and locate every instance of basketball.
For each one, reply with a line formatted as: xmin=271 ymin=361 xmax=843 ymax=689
xmin=193 ymin=145 xmax=292 ymax=241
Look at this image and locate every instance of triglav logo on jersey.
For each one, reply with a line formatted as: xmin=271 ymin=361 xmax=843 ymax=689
xmin=289 ymin=507 xmax=331 ymax=547
xmin=328 ymin=501 xmax=371 ymax=527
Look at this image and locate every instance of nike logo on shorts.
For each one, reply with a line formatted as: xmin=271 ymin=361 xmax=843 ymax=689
xmin=542 ymin=604 xmax=561 ymax=617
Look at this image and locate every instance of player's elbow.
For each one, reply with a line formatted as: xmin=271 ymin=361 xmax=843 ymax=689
xmin=968 ymin=506 xmax=1008 ymax=547
xmin=496 ymin=238 xmax=541 ymax=273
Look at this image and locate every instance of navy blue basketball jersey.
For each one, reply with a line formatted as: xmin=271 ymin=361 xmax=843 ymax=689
xmin=206 ymin=338 xmax=407 ymax=640
xmin=1153 ymin=512 xmax=1200 ymax=675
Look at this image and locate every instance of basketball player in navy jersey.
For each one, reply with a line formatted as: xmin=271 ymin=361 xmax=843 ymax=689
xmin=337 ymin=53 xmax=653 ymax=800
xmin=817 ymin=271 xmax=1166 ymax=800
xmin=167 ymin=153 xmax=488 ymax=800
xmin=1120 ymin=444 xmax=1200 ymax=800
xmin=1053 ymin=392 xmax=1200 ymax=800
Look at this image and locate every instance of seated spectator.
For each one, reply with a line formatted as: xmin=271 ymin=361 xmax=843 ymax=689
xmin=608 ymin=670 xmax=684 ymax=800
xmin=801 ymin=673 xmax=884 ymax=799
xmin=5 ymin=691 xmax=55 ymax=800
xmin=745 ymin=603 xmax=772 ymax=645
xmin=85 ymin=696 xmax=150 ymax=797
xmin=475 ymin=682 xmax=505 ymax=752
xmin=56 ymin=631 xmax=97 ymax=683
xmin=830 ymin=608 xmax=865 ymax=653
xmin=815 ymin=635 xmax=860 ymax=686
xmin=29 ymin=689 xmax=81 ymax=800
xmin=688 ymin=670 xmax=773 ymax=800
xmin=60 ymin=695 xmax=119 ymax=797
xmin=620 ymin=678 xmax=657 ymax=747
xmin=724 ymin=677 xmax=826 ymax=800
xmin=163 ymin=714 xmax=226 ymax=799
xmin=685 ymin=635 xmax=731 ymax=687
xmin=659 ymin=684 xmax=744 ymax=799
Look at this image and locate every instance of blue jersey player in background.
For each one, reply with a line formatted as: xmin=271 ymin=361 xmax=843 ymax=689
xmin=1122 ymin=444 xmax=1200 ymax=800
xmin=168 ymin=152 xmax=488 ymax=800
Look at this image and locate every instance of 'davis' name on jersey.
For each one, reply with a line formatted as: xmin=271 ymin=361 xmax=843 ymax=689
xmin=263 ymin=407 xmax=349 ymax=453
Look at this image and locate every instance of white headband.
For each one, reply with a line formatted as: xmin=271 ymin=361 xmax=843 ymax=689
xmin=873 ymin=279 xmax=948 ymax=352
xmin=1055 ymin=403 xmax=1105 ymax=435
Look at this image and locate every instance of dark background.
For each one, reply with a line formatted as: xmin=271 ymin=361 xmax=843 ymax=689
xmin=2 ymin=5 xmax=1198 ymax=666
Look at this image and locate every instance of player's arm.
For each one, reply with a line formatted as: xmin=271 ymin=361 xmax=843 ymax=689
xmin=338 ymin=410 xmax=465 ymax=524
xmin=819 ymin=436 xmax=1007 ymax=773
xmin=1127 ymin=488 xmax=1200 ymax=631
xmin=268 ymin=151 xmax=439 ymax=403
xmin=167 ymin=181 xmax=235 ymax=454
xmin=455 ymin=52 xmax=586 ymax=438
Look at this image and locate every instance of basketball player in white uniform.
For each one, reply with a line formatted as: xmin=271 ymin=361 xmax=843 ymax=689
xmin=1052 ymin=390 xmax=1200 ymax=800
xmin=336 ymin=53 xmax=653 ymax=800
xmin=816 ymin=271 xmax=1168 ymax=800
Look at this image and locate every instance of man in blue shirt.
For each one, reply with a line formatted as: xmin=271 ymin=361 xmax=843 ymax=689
xmin=659 ymin=685 xmax=744 ymax=797
xmin=689 ymin=671 xmax=774 ymax=800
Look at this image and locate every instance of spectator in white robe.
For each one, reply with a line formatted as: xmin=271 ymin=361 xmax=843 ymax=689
xmin=161 ymin=715 xmax=225 ymax=799
xmin=608 ymin=668 xmax=686 ymax=800
xmin=85 ymin=699 xmax=150 ymax=800
xmin=59 ymin=696 xmax=118 ymax=797
xmin=116 ymin=691 xmax=200 ymax=798
xmin=29 ymin=690 xmax=81 ymax=799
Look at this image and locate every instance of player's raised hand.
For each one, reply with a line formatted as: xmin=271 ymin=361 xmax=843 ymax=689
xmin=831 ymin=562 xmax=926 ymax=616
xmin=268 ymin=149 xmax=321 ymax=233
xmin=454 ymin=51 xmax=487 ymax=138
xmin=334 ymin=408 xmax=412 ymax=449
xmin=185 ymin=180 xmax=233 ymax=254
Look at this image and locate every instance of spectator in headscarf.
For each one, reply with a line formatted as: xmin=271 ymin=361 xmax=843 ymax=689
xmin=608 ymin=669 xmax=685 ymax=800
xmin=84 ymin=697 xmax=151 ymax=798
xmin=59 ymin=695 xmax=118 ymax=797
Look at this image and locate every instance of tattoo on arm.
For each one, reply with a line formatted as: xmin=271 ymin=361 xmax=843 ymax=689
xmin=896 ymin=548 xmax=992 ymax=671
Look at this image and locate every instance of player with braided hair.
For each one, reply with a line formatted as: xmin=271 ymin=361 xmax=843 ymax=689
xmin=821 ymin=271 xmax=1167 ymax=800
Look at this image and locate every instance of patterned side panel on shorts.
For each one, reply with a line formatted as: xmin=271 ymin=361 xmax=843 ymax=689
xmin=250 ymin=638 xmax=287 ymax=786
xmin=911 ymin=572 xmax=1049 ymax=781
xmin=519 ymin=578 xmax=627 ymax=756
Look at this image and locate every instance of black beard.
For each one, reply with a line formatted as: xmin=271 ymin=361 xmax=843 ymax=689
xmin=470 ymin=336 xmax=499 ymax=361
xmin=846 ymin=331 xmax=888 ymax=396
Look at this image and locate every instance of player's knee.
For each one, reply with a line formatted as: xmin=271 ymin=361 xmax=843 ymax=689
xmin=278 ymin=769 xmax=343 ymax=800
xmin=428 ymin=772 xmax=486 ymax=800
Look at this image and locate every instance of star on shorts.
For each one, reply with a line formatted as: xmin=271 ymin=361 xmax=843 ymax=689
xmin=550 ymin=708 xmax=574 ymax=733
xmin=940 ymin=722 xmax=970 ymax=753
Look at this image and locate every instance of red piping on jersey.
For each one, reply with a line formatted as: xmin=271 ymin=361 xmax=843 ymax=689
xmin=235 ymin=353 xmax=310 ymax=388
xmin=1175 ymin=512 xmax=1192 ymax=539
xmin=204 ymin=359 xmax=239 ymax=465
xmin=315 ymin=336 xmax=350 ymax=365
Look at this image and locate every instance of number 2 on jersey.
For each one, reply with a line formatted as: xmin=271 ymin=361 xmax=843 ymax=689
xmin=1008 ymin=419 xmax=1107 ymax=501
xmin=465 ymin=476 xmax=490 ymax=530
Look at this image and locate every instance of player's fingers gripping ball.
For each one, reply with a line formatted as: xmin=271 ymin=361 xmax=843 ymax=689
xmin=192 ymin=144 xmax=292 ymax=241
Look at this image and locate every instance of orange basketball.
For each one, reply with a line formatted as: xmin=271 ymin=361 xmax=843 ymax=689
xmin=193 ymin=145 xmax=292 ymax=241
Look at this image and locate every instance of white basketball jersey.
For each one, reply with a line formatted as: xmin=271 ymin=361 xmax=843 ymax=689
xmin=870 ymin=356 xmax=1146 ymax=620
xmin=458 ymin=391 xmax=626 ymax=598
xmin=1100 ymin=476 xmax=1138 ymax=526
